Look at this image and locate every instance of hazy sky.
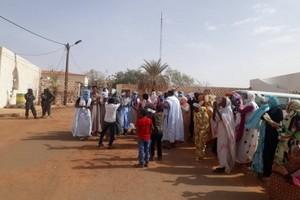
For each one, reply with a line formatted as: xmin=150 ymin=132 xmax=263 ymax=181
xmin=1 ymin=0 xmax=300 ymax=88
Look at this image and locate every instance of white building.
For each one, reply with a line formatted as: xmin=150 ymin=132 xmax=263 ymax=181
xmin=0 ymin=46 xmax=41 ymax=108
xmin=250 ymin=72 xmax=300 ymax=93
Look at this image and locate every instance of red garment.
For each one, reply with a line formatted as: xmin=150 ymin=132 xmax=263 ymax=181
xmin=136 ymin=116 xmax=153 ymax=140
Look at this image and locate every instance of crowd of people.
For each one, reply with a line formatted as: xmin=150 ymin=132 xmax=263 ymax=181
xmin=71 ymin=87 xmax=185 ymax=164
xmin=69 ymin=86 xmax=299 ymax=199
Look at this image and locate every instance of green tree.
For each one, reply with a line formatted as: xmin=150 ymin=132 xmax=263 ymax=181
xmin=113 ymin=69 xmax=142 ymax=86
xmin=165 ymin=67 xmax=195 ymax=88
xmin=86 ymin=69 xmax=106 ymax=87
xmin=138 ymin=59 xmax=169 ymax=92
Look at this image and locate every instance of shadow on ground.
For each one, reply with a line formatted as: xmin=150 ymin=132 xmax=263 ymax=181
xmin=21 ymin=129 xmax=268 ymax=195
xmin=182 ymin=190 xmax=267 ymax=200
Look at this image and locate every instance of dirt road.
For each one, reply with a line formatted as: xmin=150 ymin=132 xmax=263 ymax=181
xmin=0 ymin=107 xmax=268 ymax=200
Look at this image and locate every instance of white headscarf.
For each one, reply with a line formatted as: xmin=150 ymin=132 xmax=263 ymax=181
xmin=150 ymin=91 xmax=158 ymax=103
xmin=101 ymin=88 xmax=109 ymax=98
xmin=244 ymin=92 xmax=255 ymax=105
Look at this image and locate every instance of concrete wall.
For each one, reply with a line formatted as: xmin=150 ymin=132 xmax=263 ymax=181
xmin=40 ymin=78 xmax=83 ymax=105
xmin=250 ymin=79 xmax=287 ymax=93
xmin=0 ymin=47 xmax=41 ymax=108
xmin=40 ymin=70 xmax=88 ymax=105
xmin=250 ymin=72 xmax=300 ymax=93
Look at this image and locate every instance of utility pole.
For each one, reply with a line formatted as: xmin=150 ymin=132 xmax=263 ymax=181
xmin=63 ymin=40 xmax=82 ymax=106
xmin=63 ymin=43 xmax=70 ymax=106
xmin=160 ymin=12 xmax=163 ymax=61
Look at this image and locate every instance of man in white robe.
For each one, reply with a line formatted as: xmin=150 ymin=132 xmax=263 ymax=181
xmin=162 ymin=90 xmax=184 ymax=146
xmin=71 ymin=89 xmax=92 ymax=140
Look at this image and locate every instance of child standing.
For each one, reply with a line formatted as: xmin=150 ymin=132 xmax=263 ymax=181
xmin=135 ymin=109 xmax=153 ymax=168
xmin=150 ymin=104 xmax=164 ymax=161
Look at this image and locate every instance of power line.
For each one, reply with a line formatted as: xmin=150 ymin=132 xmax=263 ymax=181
xmin=16 ymin=47 xmax=64 ymax=56
xmin=0 ymin=15 xmax=64 ymax=45
xmin=39 ymin=49 xmax=65 ymax=72
xmin=70 ymin=53 xmax=84 ymax=74
xmin=54 ymin=48 xmax=67 ymax=71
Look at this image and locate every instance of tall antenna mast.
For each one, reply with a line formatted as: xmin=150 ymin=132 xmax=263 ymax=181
xmin=159 ymin=12 xmax=163 ymax=61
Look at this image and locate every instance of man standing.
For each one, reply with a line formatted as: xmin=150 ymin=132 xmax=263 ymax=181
xmin=41 ymin=88 xmax=55 ymax=118
xmin=71 ymin=89 xmax=92 ymax=140
xmin=111 ymin=88 xmax=122 ymax=135
xmin=98 ymin=97 xmax=120 ymax=148
xmin=90 ymin=85 xmax=101 ymax=135
xmin=120 ymin=91 xmax=131 ymax=135
xmin=100 ymin=87 xmax=109 ymax=131
xmin=24 ymin=88 xmax=38 ymax=119
xmin=162 ymin=90 xmax=184 ymax=148
xmin=130 ymin=91 xmax=140 ymax=125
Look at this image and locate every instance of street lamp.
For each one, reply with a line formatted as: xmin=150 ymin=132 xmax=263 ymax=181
xmin=63 ymin=40 xmax=82 ymax=106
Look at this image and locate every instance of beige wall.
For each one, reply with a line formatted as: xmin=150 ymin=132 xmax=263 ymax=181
xmin=250 ymin=72 xmax=300 ymax=93
xmin=116 ymin=84 xmax=138 ymax=94
xmin=41 ymin=71 xmax=88 ymax=86
xmin=40 ymin=78 xmax=83 ymax=105
xmin=0 ymin=47 xmax=41 ymax=108
xmin=40 ymin=70 xmax=88 ymax=105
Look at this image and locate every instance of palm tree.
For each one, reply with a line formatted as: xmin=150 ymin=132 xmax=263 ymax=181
xmin=138 ymin=59 xmax=169 ymax=92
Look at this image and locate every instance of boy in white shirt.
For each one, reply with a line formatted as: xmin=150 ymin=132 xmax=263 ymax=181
xmin=98 ymin=97 xmax=120 ymax=148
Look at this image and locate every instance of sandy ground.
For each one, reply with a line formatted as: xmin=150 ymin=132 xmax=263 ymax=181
xmin=0 ymin=107 xmax=269 ymax=200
